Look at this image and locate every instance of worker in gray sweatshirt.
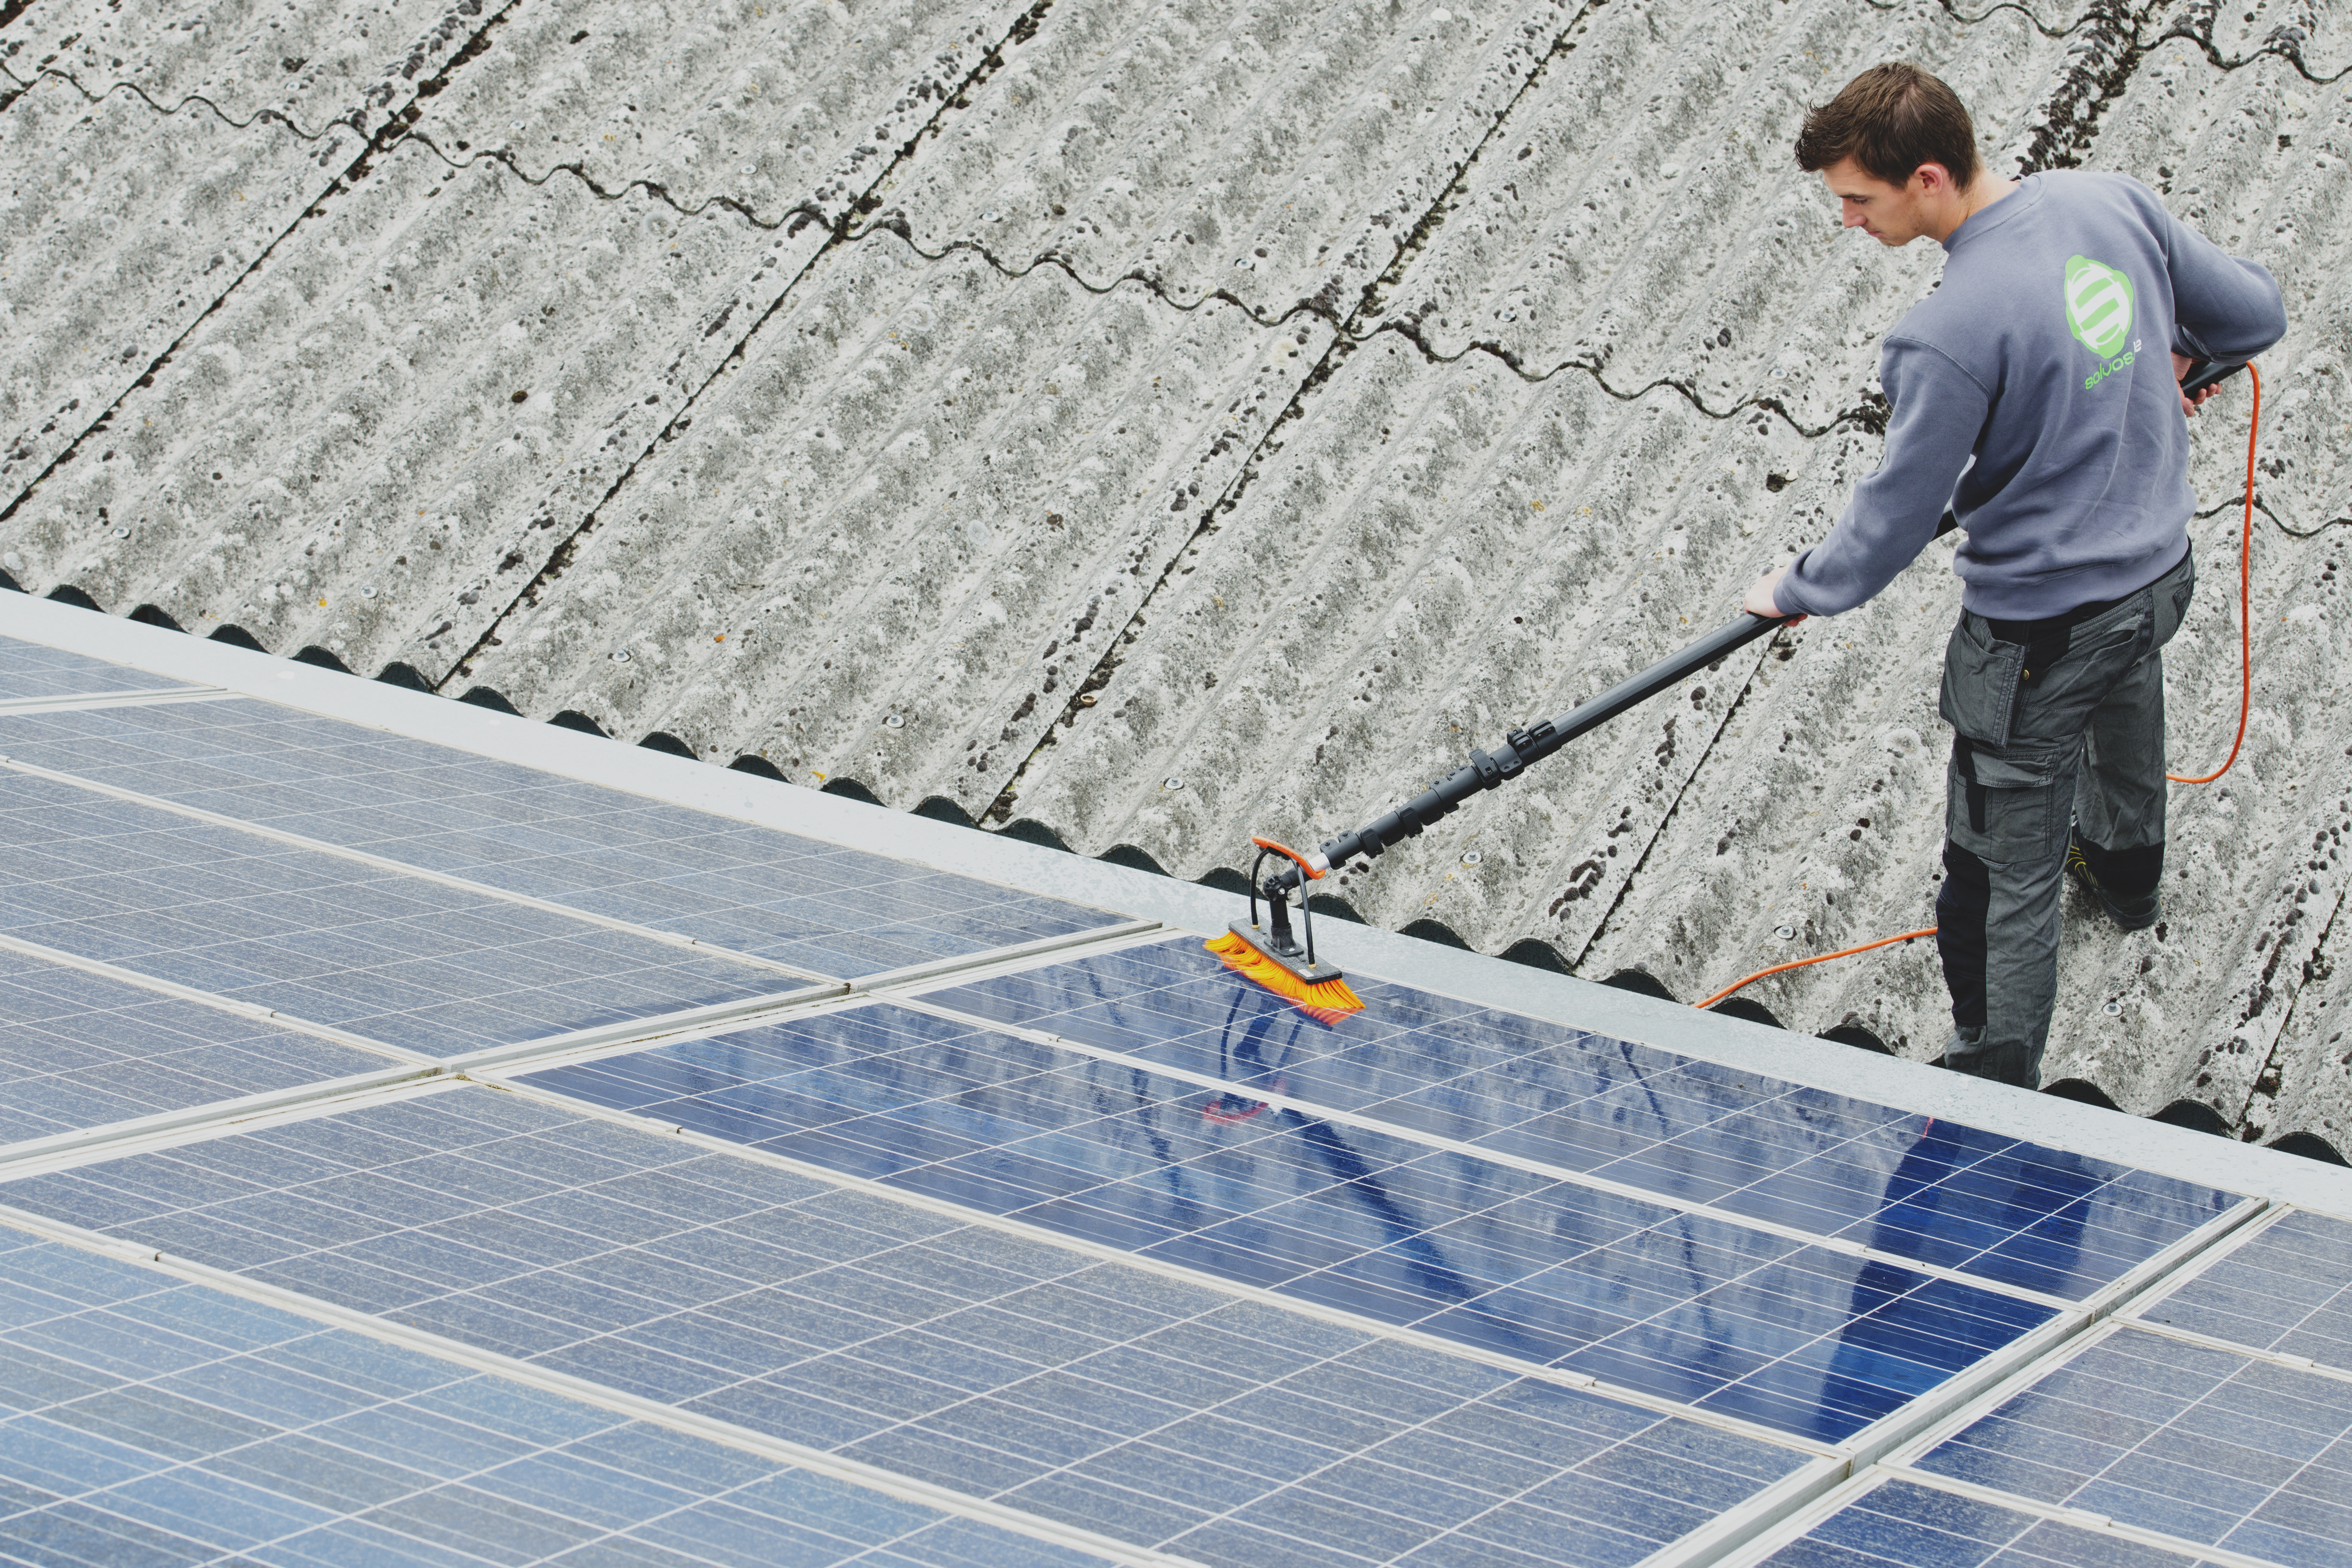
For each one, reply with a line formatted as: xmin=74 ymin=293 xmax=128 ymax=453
xmin=1743 ymin=63 xmax=2287 ymax=1089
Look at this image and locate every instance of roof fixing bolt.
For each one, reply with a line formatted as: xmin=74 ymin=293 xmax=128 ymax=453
xmin=2103 ymin=1000 xmax=2123 ymax=1016
xmin=1460 ymin=850 xmax=1483 ymax=866
xmin=609 ymin=651 xmax=631 ymax=663
xmin=883 ymin=714 xmax=904 ymax=729
xmin=1164 ymin=776 xmax=1185 ymax=790
xmin=112 ymin=527 xmax=130 ymax=538
xmin=1775 ymin=925 xmax=1796 ymax=940
xmin=360 ymin=586 xmax=376 ymax=598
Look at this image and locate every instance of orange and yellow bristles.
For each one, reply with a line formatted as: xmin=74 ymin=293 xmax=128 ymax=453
xmin=1205 ymin=927 xmax=1364 ymax=1026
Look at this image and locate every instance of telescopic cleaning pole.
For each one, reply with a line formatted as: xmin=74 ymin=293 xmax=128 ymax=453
xmin=1263 ymin=609 xmax=1799 ymax=898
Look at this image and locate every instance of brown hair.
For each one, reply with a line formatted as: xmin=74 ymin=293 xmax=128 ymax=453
xmin=1795 ymin=63 xmax=1981 ymax=189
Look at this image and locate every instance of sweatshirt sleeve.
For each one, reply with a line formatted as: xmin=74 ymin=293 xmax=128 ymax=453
xmin=2157 ymin=200 xmax=2287 ymax=363
xmin=1775 ymin=339 xmax=1988 ymax=618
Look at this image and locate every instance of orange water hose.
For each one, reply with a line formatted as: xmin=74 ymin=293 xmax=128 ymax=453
xmin=1699 ymin=364 xmax=2261 ymax=1013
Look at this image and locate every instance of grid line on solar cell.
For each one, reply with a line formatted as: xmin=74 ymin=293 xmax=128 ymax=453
xmin=0 ymin=946 xmax=412 ymax=1151
xmin=0 ymin=1086 xmax=1819 ymax=1567
xmin=2136 ymin=1210 xmax=2352 ymax=1376
xmin=0 ymin=635 xmax=194 ymax=701
xmin=0 ymin=700 xmax=1119 ymax=979
xmin=917 ymin=943 xmax=2240 ymax=1303
xmin=0 ymin=1227 xmax=1126 ymax=1568
xmin=509 ymin=1002 xmax=2061 ymax=1446
xmin=0 ymin=770 xmax=796 ymax=1056
xmin=1908 ymin=1323 xmax=2352 ymax=1568
xmin=1757 ymin=1474 xmax=2230 ymax=1568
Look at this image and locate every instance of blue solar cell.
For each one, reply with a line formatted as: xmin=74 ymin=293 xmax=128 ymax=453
xmin=2139 ymin=1211 xmax=2352 ymax=1373
xmin=0 ymin=773 xmax=796 ymax=1054
xmin=1760 ymin=1477 xmax=2221 ymax=1567
xmin=0 ymin=1087 xmax=1814 ymax=1565
xmin=517 ymin=1003 xmax=2056 ymax=1443
xmin=1913 ymin=1326 xmax=2352 ymax=1565
xmin=0 ymin=950 xmax=400 ymax=1148
xmin=0 ymin=636 xmax=194 ymax=701
xmin=0 ymin=701 xmax=1116 ymax=979
xmin=919 ymin=942 xmax=2240 ymax=1300
xmin=0 ymin=1227 xmax=1117 ymax=1566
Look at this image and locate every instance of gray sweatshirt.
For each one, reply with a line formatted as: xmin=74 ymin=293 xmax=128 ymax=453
xmin=1776 ymin=170 xmax=2286 ymax=621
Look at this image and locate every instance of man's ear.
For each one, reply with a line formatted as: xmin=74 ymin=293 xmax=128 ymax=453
xmin=1911 ymin=162 xmax=1952 ymax=196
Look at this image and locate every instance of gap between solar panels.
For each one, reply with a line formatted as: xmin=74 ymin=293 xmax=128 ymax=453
xmin=1755 ymin=1318 xmax=2350 ymax=1568
xmin=0 ymin=686 xmax=235 ymax=716
xmin=1729 ymin=1198 xmax=2352 ymax=1568
xmin=1727 ymin=1468 xmax=2286 ymax=1568
xmin=0 ymin=1187 xmax=1217 ymax=1568
xmin=0 ymin=919 xmax=1161 ymax=1179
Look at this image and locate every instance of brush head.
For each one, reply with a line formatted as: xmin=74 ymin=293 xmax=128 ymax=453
xmin=1205 ymin=923 xmax=1365 ymax=1027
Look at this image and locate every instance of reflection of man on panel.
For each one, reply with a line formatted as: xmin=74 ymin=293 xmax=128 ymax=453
xmin=1743 ymin=65 xmax=2285 ymax=1087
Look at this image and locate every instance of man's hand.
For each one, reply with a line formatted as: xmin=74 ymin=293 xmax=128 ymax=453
xmin=1744 ymin=567 xmax=1789 ymax=618
xmin=2173 ymin=351 xmax=2221 ymax=418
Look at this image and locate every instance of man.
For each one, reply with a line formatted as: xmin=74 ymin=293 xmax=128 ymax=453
xmin=1744 ymin=64 xmax=2286 ymax=1087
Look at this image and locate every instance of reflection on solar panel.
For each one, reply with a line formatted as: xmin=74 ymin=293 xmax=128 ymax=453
xmin=0 ymin=948 xmax=399 ymax=1148
xmin=0 ymin=619 xmax=2337 ymax=1568
xmin=520 ymin=1002 xmax=2056 ymax=1443
xmin=0 ymin=634 xmax=194 ymax=700
xmin=923 ymin=943 xmax=2236 ymax=1300
xmin=1760 ymin=1477 xmax=2224 ymax=1568
xmin=2138 ymin=1211 xmax=2352 ymax=1373
xmin=1911 ymin=1327 xmax=2352 ymax=1565
xmin=0 ymin=700 xmax=1115 ymax=978
xmin=0 ymin=1231 xmax=1116 ymax=1566
xmin=2 ymin=1087 xmax=1819 ymax=1566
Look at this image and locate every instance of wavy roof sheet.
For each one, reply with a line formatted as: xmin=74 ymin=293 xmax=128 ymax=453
xmin=4 ymin=0 xmax=2349 ymax=1167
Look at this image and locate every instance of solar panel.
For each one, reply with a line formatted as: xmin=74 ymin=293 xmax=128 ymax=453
xmin=516 ymin=1000 xmax=2059 ymax=1444
xmin=0 ymin=621 xmax=2340 ymax=1568
xmin=2135 ymin=1210 xmax=2352 ymax=1373
xmin=0 ymin=947 xmax=398 ymax=1149
xmin=0 ymin=769 xmax=796 ymax=1054
xmin=1907 ymin=1325 xmax=2352 ymax=1565
xmin=919 ymin=942 xmax=2242 ymax=1301
xmin=0 ymin=634 xmax=195 ymax=701
xmin=0 ymin=1085 xmax=1826 ymax=1565
xmin=0 ymin=700 xmax=1118 ymax=978
xmin=1757 ymin=1476 xmax=2224 ymax=1568
xmin=0 ymin=1228 xmax=1118 ymax=1566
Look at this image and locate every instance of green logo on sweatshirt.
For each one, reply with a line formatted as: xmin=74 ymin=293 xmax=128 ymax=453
xmin=2064 ymin=255 xmax=2136 ymax=359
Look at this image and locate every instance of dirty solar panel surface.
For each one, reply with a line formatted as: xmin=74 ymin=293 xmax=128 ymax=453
xmin=0 ymin=698 xmax=1120 ymax=979
xmin=1913 ymin=1328 xmax=2352 ymax=1567
xmin=521 ymin=1000 xmax=2057 ymax=1444
xmin=0 ymin=1086 xmax=1818 ymax=1568
xmin=921 ymin=941 xmax=2240 ymax=1299
xmin=0 ymin=770 xmax=790 ymax=1055
xmin=0 ymin=948 xmax=397 ymax=1148
xmin=0 ymin=1230 xmax=1114 ymax=1568
xmin=1759 ymin=1477 xmax=2225 ymax=1568
xmin=0 ymin=634 xmax=192 ymax=700
xmin=2137 ymin=1211 xmax=2352 ymax=1374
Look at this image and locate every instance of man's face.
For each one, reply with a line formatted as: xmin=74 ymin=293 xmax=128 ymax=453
xmin=1821 ymin=157 xmax=1932 ymax=246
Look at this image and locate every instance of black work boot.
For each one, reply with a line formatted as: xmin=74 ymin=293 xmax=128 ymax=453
xmin=2067 ymin=830 xmax=2160 ymax=931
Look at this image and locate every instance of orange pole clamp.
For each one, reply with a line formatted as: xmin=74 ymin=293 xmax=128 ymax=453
xmin=1251 ymin=835 xmax=1325 ymax=880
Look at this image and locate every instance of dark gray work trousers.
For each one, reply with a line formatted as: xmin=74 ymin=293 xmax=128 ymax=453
xmin=1936 ymin=546 xmax=2195 ymax=1087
